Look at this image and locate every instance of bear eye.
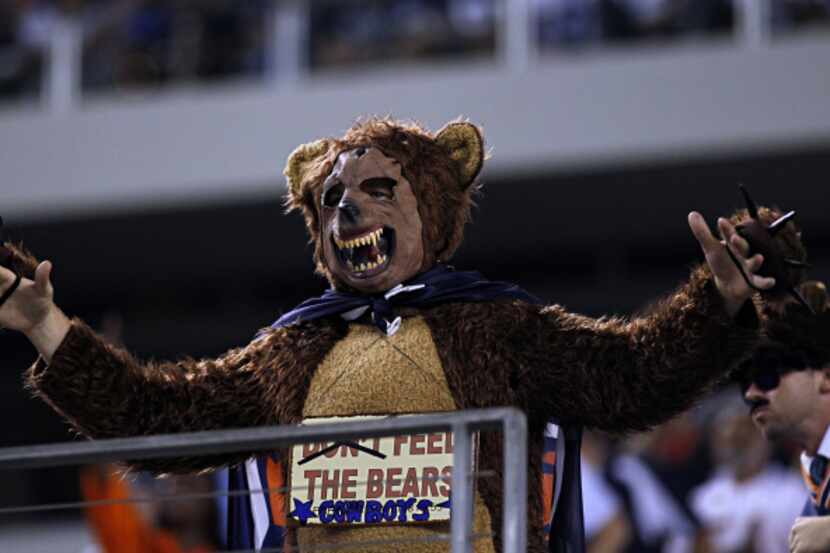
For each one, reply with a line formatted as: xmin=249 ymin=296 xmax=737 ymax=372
xmin=361 ymin=178 xmax=396 ymax=200
xmin=322 ymin=182 xmax=344 ymax=208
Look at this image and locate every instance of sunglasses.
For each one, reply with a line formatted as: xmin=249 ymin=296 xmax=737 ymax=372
xmin=736 ymin=347 xmax=812 ymax=395
xmin=737 ymin=366 xmax=788 ymax=395
xmin=736 ymin=365 xmax=814 ymax=395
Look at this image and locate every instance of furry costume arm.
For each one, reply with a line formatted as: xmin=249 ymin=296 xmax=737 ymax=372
xmin=516 ymin=265 xmax=759 ymax=433
xmin=24 ymin=320 xmax=324 ymax=473
xmin=428 ymin=267 xmax=758 ymax=435
xmin=509 ymin=205 xmax=804 ymax=433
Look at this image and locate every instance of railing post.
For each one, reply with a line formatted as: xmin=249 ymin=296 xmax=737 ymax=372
xmin=736 ymin=0 xmax=771 ymax=48
xmin=45 ymin=14 xmax=82 ymax=114
xmin=451 ymin=422 xmax=474 ymax=553
xmin=267 ymin=0 xmax=309 ymax=86
xmin=500 ymin=0 xmax=533 ymax=73
xmin=501 ymin=410 xmax=528 ymax=553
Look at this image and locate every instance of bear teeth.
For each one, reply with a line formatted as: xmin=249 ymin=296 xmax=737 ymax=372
xmin=351 ymin=254 xmax=387 ymax=274
xmin=335 ymin=228 xmax=382 ymax=250
xmin=335 ymin=228 xmax=391 ymax=274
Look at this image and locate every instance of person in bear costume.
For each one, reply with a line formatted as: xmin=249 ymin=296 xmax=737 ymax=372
xmin=0 ymin=118 xmax=806 ymax=553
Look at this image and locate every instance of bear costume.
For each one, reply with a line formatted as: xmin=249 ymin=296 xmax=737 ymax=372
xmin=3 ymin=118 xmax=807 ymax=553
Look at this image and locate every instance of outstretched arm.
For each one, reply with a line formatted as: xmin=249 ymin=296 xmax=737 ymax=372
xmin=0 ymin=242 xmax=295 ymax=472
xmin=509 ymin=211 xmax=794 ymax=432
xmin=517 ymin=265 xmax=757 ymax=432
xmin=24 ymin=318 xmax=287 ymax=473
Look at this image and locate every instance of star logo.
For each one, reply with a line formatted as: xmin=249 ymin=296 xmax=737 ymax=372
xmin=289 ymin=499 xmax=316 ymax=525
xmin=437 ymin=495 xmax=452 ymax=512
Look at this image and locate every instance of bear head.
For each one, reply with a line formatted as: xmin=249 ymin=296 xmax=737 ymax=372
xmin=284 ymin=117 xmax=484 ymax=294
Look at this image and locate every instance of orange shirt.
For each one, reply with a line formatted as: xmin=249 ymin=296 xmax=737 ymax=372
xmin=81 ymin=466 xmax=212 ymax=553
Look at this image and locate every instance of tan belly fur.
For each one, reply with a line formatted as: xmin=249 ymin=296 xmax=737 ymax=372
xmin=297 ymin=316 xmax=496 ymax=553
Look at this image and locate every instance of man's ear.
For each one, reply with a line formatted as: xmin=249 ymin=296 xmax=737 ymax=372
xmin=284 ymin=139 xmax=332 ymax=206
xmin=435 ymin=121 xmax=484 ymax=191
xmin=820 ymin=366 xmax=830 ymax=393
xmin=801 ymin=281 xmax=828 ymax=313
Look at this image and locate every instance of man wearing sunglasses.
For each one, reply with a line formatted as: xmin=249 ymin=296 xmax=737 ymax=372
xmin=739 ymin=281 xmax=830 ymax=553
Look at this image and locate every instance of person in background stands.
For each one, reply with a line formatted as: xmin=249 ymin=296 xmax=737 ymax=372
xmin=739 ymin=280 xmax=830 ymax=553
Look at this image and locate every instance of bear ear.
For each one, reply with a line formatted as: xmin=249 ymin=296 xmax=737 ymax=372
xmin=435 ymin=121 xmax=484 ymax=190
xmin=283 ymin=139 xmax=332 ymax=205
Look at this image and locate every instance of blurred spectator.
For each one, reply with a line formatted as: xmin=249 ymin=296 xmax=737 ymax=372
xmin=581 ymin=428 xmax=709 ymax=553
xmin=690 ymin=403 xmax=805 ymax=553
xmin=309 ymin=0 xmax=496 ymax=69
xmin=606 ymin=418 xmax=708 ymax=553
xmin=120 ymin=0 xmax=173 ymax=85
xmin=537 ymin=0 xmax=735 ymax=50
xmin=18 ymin=0 xmax=109 ymax=49
xmin=605 ymin=438 xmax=702 ymax=552
xmin=17 ymin=0 xmax=58 ymax=50
xmin=603 ymin=0 xmax=688 ymax=39
xmin=81 ymin=465 xmax=219 ymax=553
xmin=535 ymin=0 xmax=603 ymax=49
xmin=771 ymin=0 xmax=830 ymax=32
xmin=194 ymin=0 xmax=268 ymax=80
xmin=82 ymin=0 xmax=269 ymax=92
xmin=0 ymin=0 xmax=45 ymax=101
xmin=448 ymin=0 xmax=497 ymax=43
xmin=581 ymin=433 xmax=631 ymax=553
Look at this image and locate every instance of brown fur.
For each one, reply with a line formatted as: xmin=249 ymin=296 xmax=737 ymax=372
xmin=283 ymin=118 xmax=483 ymax=288
xmin=428 ymin=266 xmax=757 ymax=433
xmin=27 ymin=317 xmax=347 ymax=473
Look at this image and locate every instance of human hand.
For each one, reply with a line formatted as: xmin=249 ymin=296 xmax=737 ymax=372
xmin=0 ymin=260 xmax=70 ymax=360
xmin=790 ymin=516 xmax=830 ymax=553
xmin=0 ymin=260 xmax=56 ymax=333
xmin=688 ymin=212 xmax=775 ymax=317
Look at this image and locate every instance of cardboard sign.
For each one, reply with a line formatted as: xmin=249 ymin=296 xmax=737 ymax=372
xmin=288 ymin=415 xmax=475 ymax=526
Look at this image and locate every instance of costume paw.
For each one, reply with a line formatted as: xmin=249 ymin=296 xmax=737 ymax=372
xmin=728 ymin=185 xmax=810 ymax=310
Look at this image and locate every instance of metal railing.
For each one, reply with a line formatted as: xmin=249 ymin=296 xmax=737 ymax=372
xmin=0 ymin=407 xmax=528 ymax=553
